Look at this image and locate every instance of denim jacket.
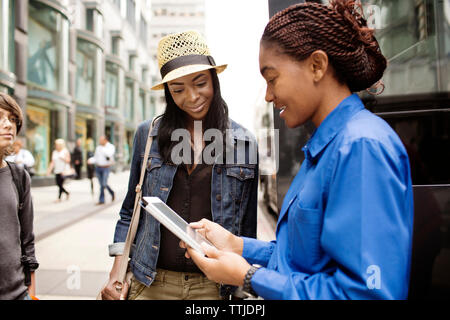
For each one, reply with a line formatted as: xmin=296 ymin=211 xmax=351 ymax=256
xmin=109 ymin=118 xmax=258 ymax=290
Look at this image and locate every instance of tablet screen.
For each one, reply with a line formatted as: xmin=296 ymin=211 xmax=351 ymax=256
xmin=148 ymin=200 xmax=213 ymax=249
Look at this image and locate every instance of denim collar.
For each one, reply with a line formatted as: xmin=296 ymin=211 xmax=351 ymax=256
xmin=303 ymin=94 xmax=365 ymax=160
xmin=149 ymin=117 xmax=253 ymax=142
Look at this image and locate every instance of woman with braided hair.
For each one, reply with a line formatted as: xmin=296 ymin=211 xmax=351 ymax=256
xmin=184 ymin=0 xmax=414 ymax=299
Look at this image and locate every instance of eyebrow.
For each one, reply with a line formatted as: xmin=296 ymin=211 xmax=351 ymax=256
xmin=169 ymin=73 xmax=208 ymax=86
xmin=260 ymin=66 xmax=275 ymax=77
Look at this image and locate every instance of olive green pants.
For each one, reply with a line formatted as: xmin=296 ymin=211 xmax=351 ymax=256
xmin=127 ymin=268 xmax=222 ymax=300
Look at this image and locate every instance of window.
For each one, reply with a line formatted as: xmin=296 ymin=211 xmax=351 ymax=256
xmin=126 ymin=0 xmax=136 ymax=28
xmin=86 ymin=9 xmax=94 ymax=32
xmin=140 ymin=15 xmax=148 ymax=43
xmin=105 ymin=62 xmax=119 ymax=109
xmin=75 ymin=39 xmax=100 ymax=106
xmin=0 ymin=0 xmax=14 ymax=73
xmin=361 ymin=0 xmax=450 ymax=96
xmin=112 ymin=37 xmax=119 ymax=55
xmin=28 ymin=1 xmax=69 ymax=93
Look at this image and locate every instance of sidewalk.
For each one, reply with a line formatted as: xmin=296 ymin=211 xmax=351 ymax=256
xmin=31 ymin=170 xmax=276 ymax=299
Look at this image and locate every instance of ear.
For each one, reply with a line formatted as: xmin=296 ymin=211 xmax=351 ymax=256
xmin=309 ymin=50 xmax=329 ymax=83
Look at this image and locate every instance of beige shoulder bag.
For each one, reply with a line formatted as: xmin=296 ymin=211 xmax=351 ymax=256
xmin=97 ymin=117 xmax=157 ymax=300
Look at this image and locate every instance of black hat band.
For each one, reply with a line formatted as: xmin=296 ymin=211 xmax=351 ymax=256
xmin=160 ymin=54 xmax=216 ymax=78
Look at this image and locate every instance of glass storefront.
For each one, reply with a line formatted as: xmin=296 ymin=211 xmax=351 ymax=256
xmin=25 ymin=105 xmax=50 ymax=176
xmin=28 ymin=1 xmax=69 ymax=94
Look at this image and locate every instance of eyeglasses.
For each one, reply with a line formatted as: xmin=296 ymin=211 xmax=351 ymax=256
xmin=0 ymin=115 xmax=21 ymax=127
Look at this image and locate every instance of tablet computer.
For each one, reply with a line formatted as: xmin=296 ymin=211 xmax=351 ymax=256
xmin=141 ymin=196 xmax=215 ymax=255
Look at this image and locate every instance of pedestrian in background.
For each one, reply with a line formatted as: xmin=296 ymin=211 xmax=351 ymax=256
xmin=184 ymin=0 xmax=414 ymax=300
xmin=71 ymin=138 xmax=83 ymax=180
xmin=0 ymin=92 xmax=39 ymax=300
xmin=101 ymin=30 xmax=258 ymax=300
xmin=93 ymin=135 xmax=115 ymax=205
xmin=5 ymin=138 xmax=36 ymax=177
xmin=47 ymin=138 xmax=71 ymax=202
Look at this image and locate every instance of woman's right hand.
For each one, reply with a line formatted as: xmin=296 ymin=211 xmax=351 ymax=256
xmin=187 ymin=219 xmax=244 ymax=255
xmin=101 ymin=276 xmax=129 ymax=300
xmin=100 ymin=256 xmax=129 ymax=300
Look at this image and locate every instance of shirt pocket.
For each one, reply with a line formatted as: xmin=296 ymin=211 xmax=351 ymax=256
xmin=288 ymin=202 xmax=324 ymax=272
xmin=225 ymin=165 xmax=255 ymax=203
xmin=144 ymin=156 xmax=162 ymax=196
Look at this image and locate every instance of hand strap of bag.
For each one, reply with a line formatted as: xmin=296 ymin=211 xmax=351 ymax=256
xmin=117 ymin=117 xmax=157 ymax=286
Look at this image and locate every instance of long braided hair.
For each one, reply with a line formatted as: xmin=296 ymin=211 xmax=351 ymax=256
xmin=261 ymin=0 xmax=387 ymax=93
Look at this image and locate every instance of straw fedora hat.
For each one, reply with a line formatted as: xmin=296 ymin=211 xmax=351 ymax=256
xmin=151 ymin=30 xmax=227 ymax=90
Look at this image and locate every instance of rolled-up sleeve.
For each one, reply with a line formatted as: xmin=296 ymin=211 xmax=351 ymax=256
xmin=242 ymin=237 xmax=276 ymax=267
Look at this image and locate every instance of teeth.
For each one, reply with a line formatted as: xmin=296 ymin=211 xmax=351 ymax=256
xmin=280 ymin=106 xmax=286 ymax=112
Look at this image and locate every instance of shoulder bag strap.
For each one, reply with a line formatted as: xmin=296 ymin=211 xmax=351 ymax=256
xmin=117 ymin=117 xmax=158 ymax=285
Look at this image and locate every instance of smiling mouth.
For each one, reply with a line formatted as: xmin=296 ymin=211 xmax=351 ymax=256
xmin=190 ymin=102 xmax=206 ymax=113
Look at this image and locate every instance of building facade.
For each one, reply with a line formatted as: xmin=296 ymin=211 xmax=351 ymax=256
xmin=0 ymin=0 xmax=156 ymax=183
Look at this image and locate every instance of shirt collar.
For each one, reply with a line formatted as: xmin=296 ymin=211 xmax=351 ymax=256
xmin=304 ymin=94 xmax=365 ymax=160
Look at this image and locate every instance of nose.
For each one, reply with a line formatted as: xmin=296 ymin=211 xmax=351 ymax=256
xmin=187 ymin=86 xmax=200 ymax=103
xmin=265 ymin=86 xmax=274 ymax=103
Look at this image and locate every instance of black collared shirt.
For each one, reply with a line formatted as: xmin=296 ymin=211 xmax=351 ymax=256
xmin=156 ymin=162 xmax=212 ymax=273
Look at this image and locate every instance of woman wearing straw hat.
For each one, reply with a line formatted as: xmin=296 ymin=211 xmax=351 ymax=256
xmin=183 ymin=1 xmax=414 ymax=300
xmin=101 ymin=30 xmax=258 ymax=300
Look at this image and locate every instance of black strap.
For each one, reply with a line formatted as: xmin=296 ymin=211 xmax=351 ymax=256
xmin=160 ymin=54 xmax=216 ymax=78
xmin=6 ymin=161 xmax=32 ymax=286
xmin=6 ymin=161 xmax=24 ymax=211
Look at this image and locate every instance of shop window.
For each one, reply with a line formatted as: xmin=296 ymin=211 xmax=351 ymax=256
xmin=25 ymin=105 xmax=51 ymax=176
xmin=27 ymin=1 xmax=69 ymax=93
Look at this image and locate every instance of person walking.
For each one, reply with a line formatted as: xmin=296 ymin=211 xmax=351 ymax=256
xmin=5 ymin=138 xmax=36 ymax=177
xmin=47 ymin=138 xmax=71 ymax=202
xmin=0 ymin=92 xmax=39 ymax=300
xmin=71 ymin=138 xmax=83 ymax=180
xmin=93 ymin=135 xmax=115 ymax=205
xmin=184 ymin=1 xmax=414 ymax=300
xmin=100 ymin=30 xmax=258 ymax=300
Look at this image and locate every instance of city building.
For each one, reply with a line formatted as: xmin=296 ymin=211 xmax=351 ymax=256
xmin=0 ymin=0 xmax=156 ymax=184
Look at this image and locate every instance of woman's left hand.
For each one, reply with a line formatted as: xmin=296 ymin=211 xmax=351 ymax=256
xmin=186 ymin=243 xmax=251 ymax=287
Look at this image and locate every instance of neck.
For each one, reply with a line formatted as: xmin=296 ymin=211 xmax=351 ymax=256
xmin=312 ymin=85 xmax=352 ymax=127
xmin=0 ymin=154 xmax=5 ymax=168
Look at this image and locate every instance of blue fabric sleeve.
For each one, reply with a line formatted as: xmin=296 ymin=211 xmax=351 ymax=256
xmin=242 ymin=237 xmax=276 ymax=267
xmin=251 ymin=139 xmax=413 ymax=299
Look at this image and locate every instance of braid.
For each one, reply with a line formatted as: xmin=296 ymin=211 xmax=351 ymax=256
xmin=262 ymin=0 xmax=387 ymax=93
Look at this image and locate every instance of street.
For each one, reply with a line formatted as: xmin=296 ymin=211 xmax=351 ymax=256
xmin=31 ymin=171 xmax=277 ymax=300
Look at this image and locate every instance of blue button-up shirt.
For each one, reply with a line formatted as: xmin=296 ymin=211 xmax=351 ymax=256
xmin=243 ymin=94 xmax=414 ymax=299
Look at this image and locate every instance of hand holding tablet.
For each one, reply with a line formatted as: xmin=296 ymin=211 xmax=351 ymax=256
xmin=140 ymin=197 xmax=215 ymax=255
